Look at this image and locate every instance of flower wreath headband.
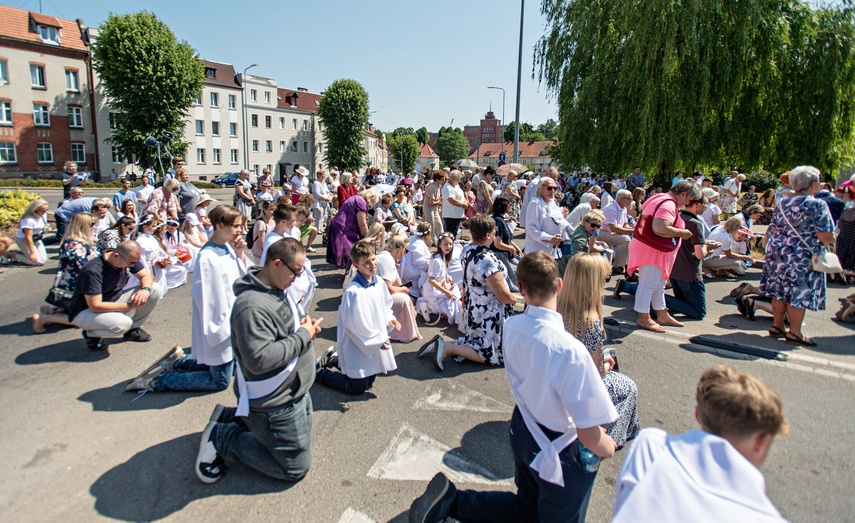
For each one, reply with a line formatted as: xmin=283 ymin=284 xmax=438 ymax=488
xmin=437 ymin=232 xmax=455 ymax=242
xmin=414 ymin=224 xmax=432 ymax=237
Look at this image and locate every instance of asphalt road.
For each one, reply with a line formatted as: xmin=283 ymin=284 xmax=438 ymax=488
xmin=1 ymin=187 xmax=854 ymax=522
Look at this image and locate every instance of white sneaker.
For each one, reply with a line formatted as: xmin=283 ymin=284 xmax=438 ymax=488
xmin=195 ymin=421 xmax=225 ymax=484
xmin=417 ymin=298 xmax=432 ymax=323
xmin=125 ymin=365 xmax=164 ymax=392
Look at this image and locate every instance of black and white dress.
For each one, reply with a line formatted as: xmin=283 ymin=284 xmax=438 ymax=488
xmin=458 ymin=244 xmax=514 ymax=366
xmin=568 ymin=318 xmax=640 ymax=448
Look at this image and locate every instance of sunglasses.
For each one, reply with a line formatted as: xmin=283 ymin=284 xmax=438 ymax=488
xmin=544 ymin=186 xmax=558 ymax=191
xmin=588 ymin=223 xmax=601 ymax=228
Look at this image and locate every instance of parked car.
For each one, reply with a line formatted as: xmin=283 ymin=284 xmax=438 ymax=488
xmin=212 ymin=172 xmax=241 ymax=187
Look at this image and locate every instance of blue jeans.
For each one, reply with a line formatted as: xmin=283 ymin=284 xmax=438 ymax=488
xmin=665 ymin=278 xmax=707 ymax=319
xmin=453 ymin=407 xmax=598 ymax=523
xmin=315 ymin=368 xmax=376 ymax=395
xmin=214 ymin=392 xmax=313 ymax=482
xmin=151 ymin=357 xmax=233 ymax=392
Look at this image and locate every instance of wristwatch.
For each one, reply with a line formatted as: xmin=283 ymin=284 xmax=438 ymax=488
xmin=141 ymin=286 xmax=152 ymax=293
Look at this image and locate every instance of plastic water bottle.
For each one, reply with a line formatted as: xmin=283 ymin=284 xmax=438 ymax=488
xmin=579 ymin=446 xmax=601 ymax=474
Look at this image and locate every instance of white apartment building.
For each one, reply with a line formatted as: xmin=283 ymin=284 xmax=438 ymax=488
xmin=365 ymin=123 xmax=388 ymax=172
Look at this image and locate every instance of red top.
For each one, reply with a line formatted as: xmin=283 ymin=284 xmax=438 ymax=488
xmin=337 ymin=184 xmax=359 ymax=208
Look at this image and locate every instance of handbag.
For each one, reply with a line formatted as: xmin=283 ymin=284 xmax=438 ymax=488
xmin=633 ymin=195 xmax=680 ymax=253
xmin=779 ymin=201 xmax=842 ymax=274
xmin=45 ymin=286 xmax=73 ymax=310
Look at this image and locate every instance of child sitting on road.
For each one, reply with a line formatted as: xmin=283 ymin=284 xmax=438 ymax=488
xmin=315 ymin=240 xmax=400 ymax=396
xmin=295 ymin=204 xmax=318 ymax=253
xmin=418 ymin=232 xmax=462 ymax=325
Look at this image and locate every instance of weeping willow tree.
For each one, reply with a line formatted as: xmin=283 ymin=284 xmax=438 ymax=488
xmin=535 ymin=0 xmax=855 ymax=182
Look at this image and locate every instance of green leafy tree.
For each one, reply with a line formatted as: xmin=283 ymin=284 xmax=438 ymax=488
xmin=317 ymin=79 xmax=370 ymax=171
xmin=535 ymin=0 xmax=855 ymax=183
xmin=434 ymin=128 xmax=471 ymax=168
xmin=536 ymin=119 xmax=560 ymax=141
xmin=387 ymin=134 xmax=419 ymax=174
xmin=504 ymin=121 xmax=545 ymax=142
xmin=416 ymin=127 xmax=430 ymax=144
xmin=374 ymin=128 xmax=384 ymax=141
xmin=92 ymin=11 xmax=204 ymax=174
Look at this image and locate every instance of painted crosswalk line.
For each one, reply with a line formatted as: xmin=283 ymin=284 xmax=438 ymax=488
xmin=413 ymin=381 xmax=513 ymax=413
xmin=337 ymin=507 xmax=376 ymax=523
xmin=367 ymin=423 xmax=512 ymax=485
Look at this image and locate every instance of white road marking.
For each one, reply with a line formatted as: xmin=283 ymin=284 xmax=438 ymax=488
xmin=413 ymin=382 xmax=513 ymax=413
xmin=337 ymin=508 xmax=376 ymax=523
xmin=367 ymin=423 xmax=512 ymax=486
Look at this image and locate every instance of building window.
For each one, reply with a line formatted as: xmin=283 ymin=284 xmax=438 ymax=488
xmin=111 ymin=145 xmax=122 ymax=163
xmin=71 ymin=143 xmax=86 ymax=163
xmin=33 ymin=104 xmax=49 ymax=126
xmin=0 ymin=143 xmax=16 ymax=164
xmin=252 ymin=140 xmax=259 ymax=152
xmin=266 ymin=163 xmax=272 ymax=173
xmin=195 ymin=120 xmax=204 ymax=135
xmin=30 ymin=65 xmax=45 ymax=88
xmin=0 ymin=60 xmax=8 ymax=85
xmin=265 ymin=115 xmax=271 ymax=128
xmin=253 ymin=164 xmax=259 ymax=175
xmin=228 ymin=94 xmax=236 ymax=109
xmin=37 ymin=143 xmax=53 ymax=163
xmin=37 ymin=25 xmax=60 ymax=44
xmin=250 ymin=89 xmax=257 ymax=102
xmin=230 ymin=149 xmax=239 ymax=164
xmin=251 ymin=114 xmax=258 ymax=127
xmin=292 ymin=118 xmax=297 ymax=130
xmin=303 ymin=141 xmax=308 ymax=153
xmin=210 ymin=92 xmax=219 ymax=107
xmin=68 ymin=106 xmax=83 ymax=128
xmin=229 ymin=122 xmax=237 ymax=137
xmin=194 ymin=94 xmax=202 ymax=105
xmin=65 ymin=70 xmax=79 ymax=91
xmin=211 ymin=121 xmax=220 ymax=136
xmin=197 ymin=148 xmax=205 ymax=164
xmin=205 ymin=67 xmax=216 ymax=79
xmin=279 ymin=117 xmax=284 ymax=129
xmin=108 ymin=113 xmax=117 ymax=130
xmin=264 ymin=91 xmax=271 ymax=103
xmin=292 ymin=141 xmax=298 ymax=152
xmin=302 ymin=119 xmax=308 ymax=131
xmin=0 ymin=102 xmax=11 ymax=125
xmin=265 ymin=140 xmax=272 ymax=153
xmin=279 ymin=141 xmax=285 ymax=153
xmin=213 ymin=148 xmax=221 ymax=164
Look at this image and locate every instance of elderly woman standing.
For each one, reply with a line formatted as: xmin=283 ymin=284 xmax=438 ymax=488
xmin=719 ymin=171 xmax=746 ymax=217
xmin=326 ymin=189 xmax=379 ymax=268
xmin=418 ymin=214 xmax=517 ymax=371
xmin=336 ymin=172 xmax=359 ymax=209
xmin=759 ymin=165 xmax=835 ymax=346
xmin=423 ymin=170 xmax=446 ymax=239
xmin=232 ymin=170 xmax=255 ymax=220
xmin=143 ymin=178 xmax=180 ymax=221
xmin=311 ymin=171 xmax=333 ymax=233
xmin=628 ymin=180 xmax=700 ymax=332
xmin=525 ymin=177 xmax=571 ymax=257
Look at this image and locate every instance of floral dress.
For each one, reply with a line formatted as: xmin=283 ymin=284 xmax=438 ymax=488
xmin=759 ymin=196 xmax=834 ymax=311
xmin=570 ymin=318 xmax=640 ymax=448
xmin=97 ymin=229 xmax=130 ymax=253
xmin=457 ymin=245 xmax=514 ymax=366
xmin=51 ymin=239 xmax=98 ymax=310
xmin=837 ymin=206 xmax=855 ymax=272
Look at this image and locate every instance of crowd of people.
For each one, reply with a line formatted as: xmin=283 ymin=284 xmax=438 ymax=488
xmin=3 ymin=158 xmax=854 ymax=522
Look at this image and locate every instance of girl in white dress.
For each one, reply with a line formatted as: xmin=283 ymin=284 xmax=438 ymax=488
xmin=133 ymin=215 xmax=187 ymax=295
xmin=400 ymin=221 xmax=432 ymax=297
xmin=419 ymin=233 xmax=462 ymax=324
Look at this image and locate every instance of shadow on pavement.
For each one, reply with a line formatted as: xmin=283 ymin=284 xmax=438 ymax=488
xmin=313 ymin=295 xmax=341 ymax=313
xmin=309 ymin=383 xmax=377 ymax=412
xmin=78 ymin=382 xmax=207 ymax=411
xmin=445 ymin=419 xmax=514 ymax=480
xmin=90 ymin=433 xmax=294 ymax=522
xmin=15 ymin=339 xmax=110 ymax=365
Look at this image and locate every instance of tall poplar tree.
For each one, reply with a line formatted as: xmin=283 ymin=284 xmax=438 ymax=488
xmin=317 ymin=79 xmax=369 ymax=171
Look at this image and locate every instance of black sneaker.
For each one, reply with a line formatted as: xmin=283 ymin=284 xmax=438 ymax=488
xmin=83 ymin=331 xmax=105 ymax=351
xmin=316 ymin=346 xmax=337 ymax=369
xmin=408 ymin=472 xmax=456 ymax=523
xmin=123 ymin=327 xmax=152 ymax=342
xmin=196 ymin=421 xmax=225 ymax=484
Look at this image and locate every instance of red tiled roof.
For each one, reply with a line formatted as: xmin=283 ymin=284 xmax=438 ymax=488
xmin=469 ymin=141 xmax=557 ymax=159
xmin=419 ymin=143 xmax=438 ymax=159
xmin=202 ymin=60 xmax=241 ymax=89
xmin=0 ymin=5 xmax=87 ymax=52
xmin=277 ymin=88 xmax=323 ymax=112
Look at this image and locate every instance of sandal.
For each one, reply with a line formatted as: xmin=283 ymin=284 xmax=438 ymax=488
xmin=729 ymin=282 xmax=750 ymax=298
xmin=417 ymin=335 xmax=441 ymax=358
xmin=744 ymin=298 xmax=756 ymax=321
xmin=735 ymin=297 xmax=747 ymax=317
xmin=785 ymin=333 xmax=818 ymax=347
xmin=636 ymin=322 xmax=666 ymax=333
xmin=768 ymin=326 xmax=786 ymax=338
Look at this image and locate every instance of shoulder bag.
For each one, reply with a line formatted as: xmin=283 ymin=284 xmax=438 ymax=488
xmin=633 ymin=195 xmax=680 ymax=252
xmin=779 ymin=202 xmax=842 ymax=274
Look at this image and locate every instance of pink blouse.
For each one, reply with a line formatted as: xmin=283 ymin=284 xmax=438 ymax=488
xmin=627 ymin=194 xmax=684 ymax=279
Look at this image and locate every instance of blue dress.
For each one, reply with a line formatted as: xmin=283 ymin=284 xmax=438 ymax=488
xmin=759 ymin=196 xmax=834 ymax=311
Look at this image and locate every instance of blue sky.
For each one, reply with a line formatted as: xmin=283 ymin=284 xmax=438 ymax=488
xmin=22 ymin=0 xmax=558 ymax=133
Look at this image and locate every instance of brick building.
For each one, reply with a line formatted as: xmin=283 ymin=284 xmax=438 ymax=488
xmin=0 ymin=6 xmax=97 ymax=178
xmin=469 ymin=141 xmax=557 ymax=172
xmin=463 ymin=110 xmax=505 ymax=152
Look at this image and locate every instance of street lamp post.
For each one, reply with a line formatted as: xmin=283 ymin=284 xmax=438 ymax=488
xmin=487 ymin=86 xmax=505 ymax=161
xmin=513 ymin=0 xmax=524 ymax=164
xmin=241 ymin=63 xmax=259 ymax=171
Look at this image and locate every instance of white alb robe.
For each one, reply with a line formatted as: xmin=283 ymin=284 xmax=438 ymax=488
xmin=337 ymin=275 xmax=397 ymax=379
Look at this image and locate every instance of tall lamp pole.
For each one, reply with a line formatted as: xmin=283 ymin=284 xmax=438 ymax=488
xmin=487 ymin=86 xmax=505 ymax=160
xmin=513 ymin=0 xmax=524 ymax=164
xmin=241 ymin=63 xmax=259 ymax=170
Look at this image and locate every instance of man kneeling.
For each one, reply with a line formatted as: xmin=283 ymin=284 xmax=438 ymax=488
xmin=195 ymin=238 xmax=322 ymax=484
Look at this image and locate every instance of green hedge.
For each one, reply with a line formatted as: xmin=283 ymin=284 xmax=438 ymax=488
xmin=0 ymin=179 xmax=221 ymax=190
xmin=0 ymin=190 xmax=42 ymax=229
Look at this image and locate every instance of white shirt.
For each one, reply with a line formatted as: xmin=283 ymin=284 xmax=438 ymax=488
xmin=525 ymin=197 xmax=570 ymax=255
xmin=135 ymin=184 xmax=155 ymax=203
xmin=707 ymin=227 xmax=733 ymax=258
xmin=521 ymin=175 xmax=542 ymax=228
xmin=567 ymin=203 xmax=592 ymax=227
xmin=400 ymin=236 xmax=431 ymax=292
xmin=602 ymin=201 xmax=629 ymax=233
xmin=337 ymin=274 xmax=397 ymax=379
xmin=503 ymin=305 xmax=616 ymax=435
xmin=16 ymin=215 xmax=48 ymax=239
xmin=701 ymin=203 xmax=721 ymax=231
xmin=613 ymin=428 xmax=786 ymax=523
xmin=311 ymin=180 xmax=331 ymax=208
xmin=441 ymin=183 xmax=466 ymax=219
xmin=600 ymin=191 xmax=615 ymax=209
xmin=290 ymin=174 xmax=309 ymax=194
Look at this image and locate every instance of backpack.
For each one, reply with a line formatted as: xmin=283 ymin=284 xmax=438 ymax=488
xmin=245 ymin=220 xmax=256 ymax=250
